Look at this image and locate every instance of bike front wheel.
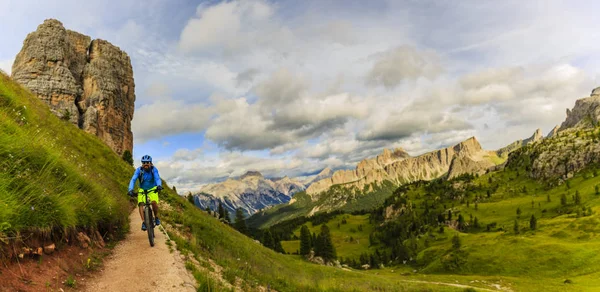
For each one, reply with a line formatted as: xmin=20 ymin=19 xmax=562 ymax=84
xmin=144 ymin=206 xmax=155 ymax=247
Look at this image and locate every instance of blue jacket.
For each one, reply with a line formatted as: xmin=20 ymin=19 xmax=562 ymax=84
xmin=128 ymin=166 xmax=162 ymax=191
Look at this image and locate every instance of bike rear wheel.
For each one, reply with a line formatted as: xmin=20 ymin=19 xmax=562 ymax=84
xmin=144 ymin=206 xmax=155 ymax=247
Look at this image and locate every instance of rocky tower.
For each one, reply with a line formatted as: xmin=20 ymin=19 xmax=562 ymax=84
xmin=11 ymin=19 xmax=135 ymax=155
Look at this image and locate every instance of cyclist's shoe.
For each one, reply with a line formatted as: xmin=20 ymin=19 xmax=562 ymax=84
xmin=155 ymin=218 xmax=161 ymax=226
xmin=141 ymin=222 xmax=147 ymax=231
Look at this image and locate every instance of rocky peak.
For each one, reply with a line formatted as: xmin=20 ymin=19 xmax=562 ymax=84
xmin=452 ymin=137 xmax=482 ymax=155
xmin=559 ymin=88 xmax=600 ymax=131
xmin=317 ymin=167 xmax=332 ymax=177
xmin=240 ymin=171 xmax=264 ymax=180
xmin=11 ymin=19 xmax=135 ymax=155
xmin=524 ymin=128 xmax=543 ymax=145
xmin=546 ymin=125 xmax=560 ymax=138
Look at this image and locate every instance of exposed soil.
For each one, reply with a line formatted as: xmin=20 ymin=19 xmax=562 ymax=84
xmin=0 ymin=244 xmax=97 ymax=292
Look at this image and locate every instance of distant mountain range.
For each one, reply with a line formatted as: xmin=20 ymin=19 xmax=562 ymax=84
xmin=193 ymin=169 xmax=333 ymax=218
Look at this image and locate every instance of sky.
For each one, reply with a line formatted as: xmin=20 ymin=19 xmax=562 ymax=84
xmin=2 ymin=0 xmax=600 ymax=194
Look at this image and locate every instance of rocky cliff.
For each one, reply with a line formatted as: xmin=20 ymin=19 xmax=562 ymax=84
xmin=11 ymin=19 xmax=134 ymax=155
xmin=509 ymin=87 xmax=600 ymax=181
xmin=194 ymin=171 xmax=306 ymax=217
xmin=496 ymin=128 xmax=544 ymax=158
xmin=558 ymin=87 xmax=600 ymax=131
xmin=306 ymin=137 xmax=499 ymax=199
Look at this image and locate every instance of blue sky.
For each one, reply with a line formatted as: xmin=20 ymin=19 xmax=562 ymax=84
xmin=2 ymin=0 xmax=600 ymax=193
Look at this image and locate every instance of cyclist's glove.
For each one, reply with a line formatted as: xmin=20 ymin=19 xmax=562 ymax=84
xmin=128 ymin=190 xmax=136 ymax=197
xmin=156 ymin=185 xmax=163 ymax=192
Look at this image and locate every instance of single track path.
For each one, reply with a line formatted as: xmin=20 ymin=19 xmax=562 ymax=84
xmin=84 ymin=211 xmax=196 ymax=291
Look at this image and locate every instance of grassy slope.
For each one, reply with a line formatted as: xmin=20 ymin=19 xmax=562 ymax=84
xmin=161 ymin=191 xmax=501 ymax=291
xmin=0 ymin=73 xmax=134 ymax=253
xmin=281 ymin=214 xmax=377 ymax=259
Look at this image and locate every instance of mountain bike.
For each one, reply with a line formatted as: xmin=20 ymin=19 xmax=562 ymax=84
xmin=136 ymin=188 xmax=157 ymax=247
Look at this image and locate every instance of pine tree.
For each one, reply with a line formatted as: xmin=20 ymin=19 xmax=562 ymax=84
xmin=452 ymin=234 xmax=461 ymax=250
xmin=473 ymin=216 xmax=480 ymax=229
xmin=273 ymin=233 xmax=285 ymax=253
xmin=530 ymin=214 xmax=537 ymax=230
xmin=575 ymin=190 xmax=581 ymax=205
xmin=457 ymin=214 xmax=465 ymax=231
xmin=561 ymin=193 xmax=567 ymax=206
xmin=234 ymin=208 xmax=247 ymax=234
xmin=218 ymin=201 xmax=225 ymax=219
xmin=299 ymin=225 xmax=312 ymax=255
xmin=223 ymin=209 xmax=230 ymax=223
xmin=319 ymin=225 xmax=337 ymax=261
xmin=547 ymin=194 xmax=551 ymax=202
xmin=262 ymin=230 xmax=274 ymax=249
xmin=514 ymin=219 xmax=520 ymax=234
xmin=447 ymin=210 xmax=452 ymax=221
xmin=516 ymin=207 xmax=522 ymax=218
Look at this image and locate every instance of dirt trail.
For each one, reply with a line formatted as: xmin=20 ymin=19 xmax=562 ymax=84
xmin=84 ymin=211 xmax=196 ymax=292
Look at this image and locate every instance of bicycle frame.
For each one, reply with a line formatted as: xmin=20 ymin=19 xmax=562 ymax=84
xmin=140 ymin=188 xmax=157 ymax=247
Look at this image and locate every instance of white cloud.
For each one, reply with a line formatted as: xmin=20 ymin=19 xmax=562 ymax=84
xmin=132 ymin=99 xmax=214 ymax=143
xmin=179 ymin=0 xmax=278 ymax=55
xmin=366 ymin=45 xmax=444 ymax=89
xmin=0 ymin=59 xmax=13 ymax=75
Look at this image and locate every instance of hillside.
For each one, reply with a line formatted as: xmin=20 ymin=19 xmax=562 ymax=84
xmin=266 ymin=124 xmax=600 ymax=291
xmin=0 ymin=71 xmax=134 ymax=289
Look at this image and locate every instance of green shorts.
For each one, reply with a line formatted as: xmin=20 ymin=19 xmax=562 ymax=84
xmin=137 ymin=187 xmax=159 ymax=205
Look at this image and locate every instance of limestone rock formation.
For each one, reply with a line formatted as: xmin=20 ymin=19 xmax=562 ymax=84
xmin=304 ymin=167 xmax=334 ymax=186
xmin=496 ymin=128 xmax=544 ymax=158
xmin=505 ymin=86 xmax=600 ymax=182
xmin=546 ymin=125 xmax=560 ymax=138
xmin=306 ymin=138 xmax=499 ymax=199
xmin=558 ymin=87 xmax=600 ymax=131
xmin=194 ymin=171 xmax=306 ymax=217
xmin=11 ymin=19 xmax=135 ymax=155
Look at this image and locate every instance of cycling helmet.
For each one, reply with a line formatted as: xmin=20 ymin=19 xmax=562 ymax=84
xmin=141 ymin=155 xmax=152 ymax=163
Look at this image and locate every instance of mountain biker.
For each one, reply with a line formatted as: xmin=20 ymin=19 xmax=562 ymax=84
xmin=128 ymin=155 xmax=163 ymax=231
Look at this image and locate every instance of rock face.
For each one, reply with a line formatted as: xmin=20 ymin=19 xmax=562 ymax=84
xmin=194 ymin=171 xmax=306 ymax=218
xmin=546 ymin=125 xmax=560 ymax=138
xmin=558 ymin=87 xmax=600 ymax=131
xmin=506 ymin=87 xmax=600 ymax=182
xmin=496 ymin=128 xmax=544 ymax=158
xmin=306 ymin=138 xmax=499 ymax=199
xmin=11 ymin=19 xmax=134 ymax=155
xmin=303 ymin=167 xmax=334 ymax=186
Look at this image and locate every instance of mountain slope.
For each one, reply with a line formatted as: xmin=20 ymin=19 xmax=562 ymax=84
xmin=194 ymin=171 xmax=306 ymax=217
xmin=0 ymin=72 xmax=132 ymax=261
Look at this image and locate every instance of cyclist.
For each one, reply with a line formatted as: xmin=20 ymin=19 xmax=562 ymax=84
xmin=128 ymin=155 xmax=163 ymax=231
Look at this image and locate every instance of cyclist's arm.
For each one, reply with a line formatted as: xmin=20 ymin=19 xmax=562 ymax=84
xmin=153 ymin=167 xmax=162 ymax=188
xmin=128 ymin=168 xmax=140 ymax=191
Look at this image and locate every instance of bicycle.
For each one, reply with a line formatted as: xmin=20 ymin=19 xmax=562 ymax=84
xmin=131 ymin=187 xmax=158 ymax=247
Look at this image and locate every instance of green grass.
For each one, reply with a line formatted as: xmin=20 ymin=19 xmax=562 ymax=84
xmin=161 ymin=191 xmax=495 ymax=291
xmin=0 ymin=73 xmax=132 ymax=256
xmin=280 ymin=214 xmax=379 ymax=260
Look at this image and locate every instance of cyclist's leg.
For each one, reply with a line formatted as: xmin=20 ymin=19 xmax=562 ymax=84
xmin=149 ymin=191 xmax=160 ymax=218
xmin=138 ymin=203 xmax=144 ymax=221
xmin=137 ymin=190 xmax=145 ymax=221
